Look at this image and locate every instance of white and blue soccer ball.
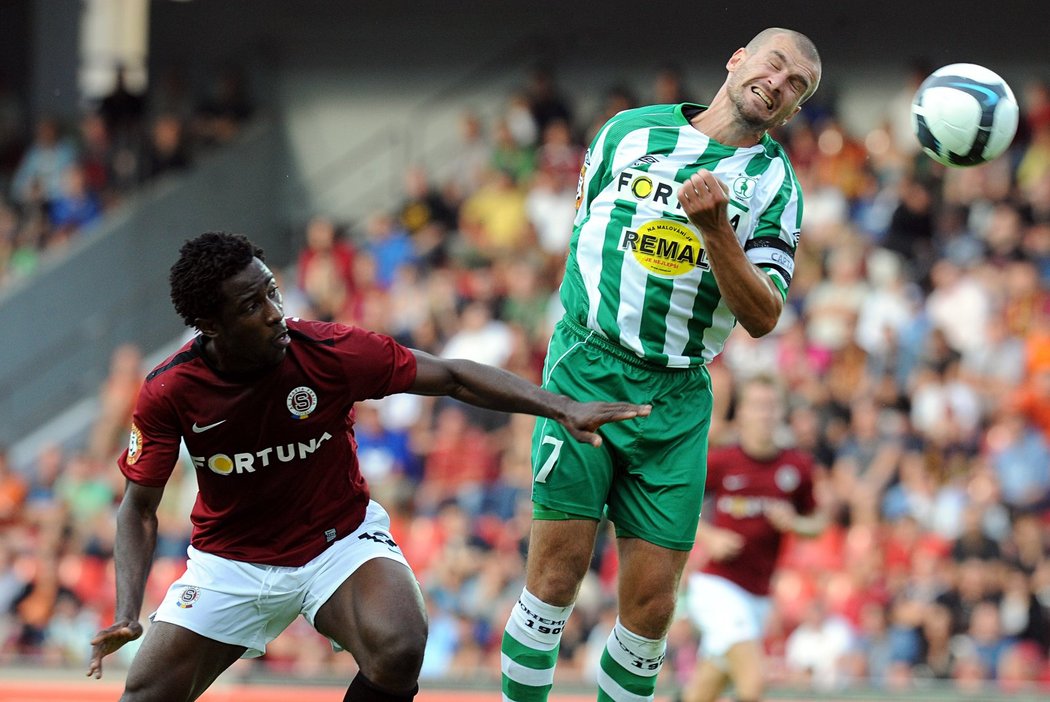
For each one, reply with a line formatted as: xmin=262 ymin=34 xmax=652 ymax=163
xmin=911 ymin=63 xmax=1019 ymax=167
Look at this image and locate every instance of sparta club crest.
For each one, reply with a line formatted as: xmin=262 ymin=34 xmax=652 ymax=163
xmin=175 ymin=586 xmax=200 ymax=609
xmin=287 ymin=385 xmax=318 ymax=420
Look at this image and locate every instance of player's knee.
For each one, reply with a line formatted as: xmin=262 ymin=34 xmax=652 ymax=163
xmin=364 ymin=620 xmax=427 ymax=684
xmin=528 ymin=571 xmax=584 ymax=606
xmin=621 ymin=590 xmax=677 ymax=636
xmin=122 ymin=676 xmax=188 ymax=702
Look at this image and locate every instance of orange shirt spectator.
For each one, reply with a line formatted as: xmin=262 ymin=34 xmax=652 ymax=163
xmin=0 ymin=450 xmax=27 ymax=526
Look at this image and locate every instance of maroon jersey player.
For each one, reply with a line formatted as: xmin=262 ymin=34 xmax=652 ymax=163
xmin=88 ymin=232 xmax=650 ymax=702
xmin=681 ymin=374 xmax=827 ymax=702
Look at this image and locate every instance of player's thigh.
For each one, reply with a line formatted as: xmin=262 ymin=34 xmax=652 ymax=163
xmin=122 ymin=621 xmax=246 ymax=702
xmin=312 ymin=557 xmax=426 ymax=673
xmin=307 ymin=501 xmax=425 ymax=674
xmin=607 ymin=366 xmax=712 ymax=551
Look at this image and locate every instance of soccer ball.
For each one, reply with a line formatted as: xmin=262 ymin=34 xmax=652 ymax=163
xmin=910 ymin=63 xmax=1019 ymax=167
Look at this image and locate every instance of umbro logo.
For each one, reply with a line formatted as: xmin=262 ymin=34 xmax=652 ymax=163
xmin=191 ymin=420 xmax=227 ymax=433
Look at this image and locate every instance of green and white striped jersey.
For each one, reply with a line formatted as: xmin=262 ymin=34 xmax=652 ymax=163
xmin=562 ymin=103 xmax=803 ymax=368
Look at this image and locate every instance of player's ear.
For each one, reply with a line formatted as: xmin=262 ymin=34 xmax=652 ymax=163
xmin=195 ymin=317 xmax=219 ymax=338
xmin=781 ymin=106 xmax=802 ymax=126
xmin=726 ymin=47 xmax=747 ymax=72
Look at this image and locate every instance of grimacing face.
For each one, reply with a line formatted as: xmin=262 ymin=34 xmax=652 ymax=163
xmin=726 ymin=34 xmax=819 ymax=131
xmin=203 ymin=257 xmax=290 ymax=372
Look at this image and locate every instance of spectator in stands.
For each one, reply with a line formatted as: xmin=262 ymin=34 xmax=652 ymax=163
xmin=23 ymin=443 xmax=64 ymax=527
xmin=458 ymin=168 xmax=529 ymax=258
xmin=524 ymin=66 xmax=572 ymax=137
xmin=76 ymin=113 xmax=118 ymax=202
xmin=194 ymin=65 xmax=254 ymax=145
xmin=48 ymin=164 xmax=103 ymax=241
xmin=296 ymin=215 xmax=356 ymax=321
xmin=830 ymin=396 xmax=903 ymax=524
xmin=0 ymin=447 xmax=27 ymax=528
xmin=10 ymin=551 xmax=74 ymax=656
xmin=96 ymin=64 xmax=146 ymax=147
xmin=86 ymin=343 xmax=143 ymax=462
xmin=362 ymin=211 xmax=416 ymax=290
xmin=141 ymin=113 xmax=192 ymax=180
xmin=584 ymin=84 xmax=637 ymax=143
xmin=985 ymin=408 xmax=1050 ymax=514
xmin=784 ymin=598 xmax=855 ymax=691
xmin=10 ymin=117 xmax=77 ymax=207
xmin=914 ymin=602 xmax=957 ymax=680
xmin=652 ymin=64 xmax=693 ymax=105
xmin=938 ymin=557 xmax=998 ymax=636
xmin=956 ymin=600 xmax=1014 ymax=680
xmin=490 ymin=118 xmax=536 ymax=186
xmin=449 ymin=110 xmax=492 ymax=196
xmin=533 ymin=118 xmax=583 ymax=194
xmin=398 ymin=165 xmax=457 ymax=236
xmin=804 ymin=245 xmax=869 ymax=355
xmin=951 ymin=504 xmax=1001 ymax=563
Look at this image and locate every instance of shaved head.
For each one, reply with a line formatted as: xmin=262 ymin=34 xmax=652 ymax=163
xmin=746 ymin=27 xmax=822 ymax=101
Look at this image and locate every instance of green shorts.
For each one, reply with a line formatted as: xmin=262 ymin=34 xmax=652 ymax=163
xmin=530 ymin=318 xmax=712 ymax=551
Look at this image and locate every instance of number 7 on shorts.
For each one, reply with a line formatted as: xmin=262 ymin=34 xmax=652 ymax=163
xmin=535 ymin=436 xmax=563 ymax=484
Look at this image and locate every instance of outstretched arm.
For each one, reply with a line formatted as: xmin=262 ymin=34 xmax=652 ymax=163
xmin=88 ymin=480 xmax=164 ymax=679
xmin=409 ymin=350 xmax=650 ymax=446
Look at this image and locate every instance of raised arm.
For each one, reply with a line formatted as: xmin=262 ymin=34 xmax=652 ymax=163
xmin=88 ymin=480 xmax=164 ymax=678
xmin=409 ymin=350 xmax=650 ymax=446
xmin=678 ymin=170 xmax=784 ymax=337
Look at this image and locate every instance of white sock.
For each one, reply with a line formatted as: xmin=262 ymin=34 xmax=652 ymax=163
xmin=597 ymin=618 xmax=666 ymax=701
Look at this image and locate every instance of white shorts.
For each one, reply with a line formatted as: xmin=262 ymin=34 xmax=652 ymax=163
xmin=685 ymin=572 xmax=771 ymax=661
xmin=151 ymin=500 xmax=409 ymax=658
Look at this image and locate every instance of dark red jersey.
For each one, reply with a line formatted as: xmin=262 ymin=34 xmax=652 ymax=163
xmin=119 ymin=318 xmax=416 ymax=566
xmin=701 ymin=445 xmax=816 ymax=595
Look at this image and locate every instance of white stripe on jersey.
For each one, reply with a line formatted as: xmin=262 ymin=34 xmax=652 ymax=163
xmin=616 ymin=126 xmax=706 ymax=362
xmin=585 ymin=126 xmax=653 ymax=335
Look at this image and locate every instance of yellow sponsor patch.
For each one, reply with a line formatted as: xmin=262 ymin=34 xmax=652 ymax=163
xmin=619 ymin=219 xmax=709 ymax=278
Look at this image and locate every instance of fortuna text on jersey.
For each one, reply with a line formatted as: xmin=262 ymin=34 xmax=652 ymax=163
xmin=191 ymin=431 xmax=334 ymax=475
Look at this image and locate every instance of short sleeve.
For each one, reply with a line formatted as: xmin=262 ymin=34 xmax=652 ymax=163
xmin=333 ymin=327 xmax=418 ymax=400
xmin=118 ymin=380 xmax=181 ymax=487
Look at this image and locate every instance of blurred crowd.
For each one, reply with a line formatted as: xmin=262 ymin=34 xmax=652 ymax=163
xmin=0 ymin=63 xmax=254 ymax=289
xmin=2 ymin=60 xmax=1050 ymax=698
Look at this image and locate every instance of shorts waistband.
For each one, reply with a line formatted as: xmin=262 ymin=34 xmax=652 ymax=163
xmin=559 ymin=317 xmax=704 ymax=374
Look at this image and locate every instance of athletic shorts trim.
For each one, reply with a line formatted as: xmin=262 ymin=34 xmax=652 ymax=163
xmin=533 ymin=502 xmax=595 ymax=521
